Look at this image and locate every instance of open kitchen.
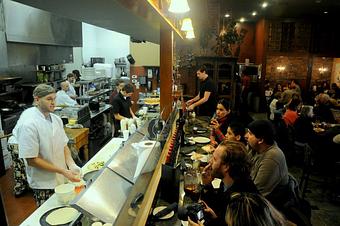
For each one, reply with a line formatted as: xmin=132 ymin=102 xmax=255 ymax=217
xmin=1 ymin=0 xmax=340 ymax=226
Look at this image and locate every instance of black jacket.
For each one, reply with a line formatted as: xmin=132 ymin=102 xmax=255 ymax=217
xmin=200 ymin=178 xmax=259 ymax=226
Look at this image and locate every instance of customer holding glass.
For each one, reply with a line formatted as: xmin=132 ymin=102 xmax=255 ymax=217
xmin=209 ymin=99 xmax=232 ymax=147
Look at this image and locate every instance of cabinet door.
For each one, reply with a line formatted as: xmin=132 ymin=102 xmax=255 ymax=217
xmin=218 ymin=63 xmax=233 ymax=80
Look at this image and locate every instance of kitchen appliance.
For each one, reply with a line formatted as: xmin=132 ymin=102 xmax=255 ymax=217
xmin=89 ymin=101 xmax=100 ymax=112
xmin=90 ymin=57 xmax=105 ymax=67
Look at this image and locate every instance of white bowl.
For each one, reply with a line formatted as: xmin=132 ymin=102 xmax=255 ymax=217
xmin=55 ymin=183 xmax=75 ymax=204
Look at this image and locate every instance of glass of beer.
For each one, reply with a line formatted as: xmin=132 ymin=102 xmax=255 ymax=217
xmin=184 ymin=169 xmax=201 ymax=201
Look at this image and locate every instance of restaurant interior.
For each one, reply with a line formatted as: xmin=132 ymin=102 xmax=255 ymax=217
xmin=0 ymin=0 xmax=340 ymax=225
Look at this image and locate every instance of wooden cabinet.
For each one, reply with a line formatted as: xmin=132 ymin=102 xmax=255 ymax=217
xmin=195 ymin=56 xmax=238 ymax=108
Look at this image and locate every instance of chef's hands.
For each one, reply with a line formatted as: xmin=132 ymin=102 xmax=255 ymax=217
xmin=62 ymin=169 xmax=81 ymax=182
xmin=187 ymin=104 xmax=195 ymax=111
xmin=64 ymin=164 xmax=81 ymax=182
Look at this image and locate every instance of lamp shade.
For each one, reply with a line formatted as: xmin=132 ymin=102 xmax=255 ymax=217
xmin=181 ymin=18 xmax=193 ymax=31
xmin=186 ymin=30 xmax=195 ymax=39
xmin=168 ymin=0 xmax=190 ymax=13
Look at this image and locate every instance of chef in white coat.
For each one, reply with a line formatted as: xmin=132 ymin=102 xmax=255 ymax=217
xmin=56 ymin=81 xmax=78 ymax=106
xmin=16 ymin=84 xmax=80 ymax=206
xmin=66 ymin=73 xmax=77 ymax=99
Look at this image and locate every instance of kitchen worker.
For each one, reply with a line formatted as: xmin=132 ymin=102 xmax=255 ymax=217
xmin=66 ymin=73 xmax=77 ymax=99
xmin=16 ymin=84 xmax=81 ymax=206
xmin=111 ymin=83 xmax=136 ymax=136
xmin=56 ymin=81 xmax=78 ymax=106
xmin=109 ymin=79 xmax=125 ymax=105
xmin=186 ymin=65 xmax=217 ymax=117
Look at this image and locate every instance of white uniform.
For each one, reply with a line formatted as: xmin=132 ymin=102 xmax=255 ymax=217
xmin=16 ymin=107 xmax=69 ymax=189
xmin=66 ymin=81 xmax=76 ymax=97
xmin=56 ymin=90 xmax=77 ymax=106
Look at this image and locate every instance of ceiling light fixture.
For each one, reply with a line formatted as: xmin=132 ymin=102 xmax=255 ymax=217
xmin=324 ymin=11 xmax=328 ymax=14
xmin=225 ymin=13 xmax=230 ymax=18
xmin=262 ymin=2 xmax=268 ymax=8
xmin=240 ymin=17 xmax=245 ymax=22
xmin=168 ymin=0 xmax=190 ymax=13
xmin=186 ymin=30 xmax=195 ymax=39
xmin=181 ymin=18 xmax=193 ymax=31
xmin=252 ymin=11 xmax=257 ymax=16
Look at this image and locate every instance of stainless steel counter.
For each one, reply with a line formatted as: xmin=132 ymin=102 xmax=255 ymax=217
xmin=71 ymin=119 xmax=163 ymax=225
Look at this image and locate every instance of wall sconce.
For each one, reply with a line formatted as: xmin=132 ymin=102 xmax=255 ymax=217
xmin=186 ymin=30 xmax=195 ymax=39
xmin=168 ymin=0 xmax=190 ymax=13
xmin=181 ymin=18 xmax=193 ymax=31
xmin=276 ymin=66 xmax=286 ymax=71
xmin=318 ymin=67 xmax=328 ymax=74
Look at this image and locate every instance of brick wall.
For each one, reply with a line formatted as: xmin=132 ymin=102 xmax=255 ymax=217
xmin=311 ymin=57 xmax=333 ymax=83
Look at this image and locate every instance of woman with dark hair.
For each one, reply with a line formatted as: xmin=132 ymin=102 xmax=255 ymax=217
xmin=210 ymin=99 xmax=232 ymax=147
xmin=225 ymin=192 xmax=294 ymax=226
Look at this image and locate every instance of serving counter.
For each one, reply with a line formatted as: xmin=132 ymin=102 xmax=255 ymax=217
xmin=20 ymin=109 xmax=178 ymax=226
xmin=20 ymin=137 xmax=124 ymax=226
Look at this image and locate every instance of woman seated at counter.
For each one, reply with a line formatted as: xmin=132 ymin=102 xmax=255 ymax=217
xmin=210 ymin=99 xmax=232 ymax=147
xmin=56 ymin=81 xmax=78 ymax=107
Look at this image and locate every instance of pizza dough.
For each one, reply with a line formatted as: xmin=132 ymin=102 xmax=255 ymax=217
xmin=46 ymin=207 xmax=79 ymax=225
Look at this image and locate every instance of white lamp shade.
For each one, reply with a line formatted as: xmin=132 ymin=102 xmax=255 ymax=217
xmin=168 ymin=0 xmax=190 ymax=13
xmin=181 ymin=18 xmax=193 ymax=31
xmin=186 ymin=30 xmax=195 ymax=39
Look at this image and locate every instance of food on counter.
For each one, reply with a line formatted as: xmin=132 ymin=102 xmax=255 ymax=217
xmin=46 ymin=207 xmax=79 ymax=225
xmin=144 ymin=98 xmax=160 ymax=105
xmin=88 ymin=161 xmax=105 ymax=170
xmin=202 ymin=144 xmax=215 ymax=153
xmin=91 ymin=222 xmax=103 ymax=226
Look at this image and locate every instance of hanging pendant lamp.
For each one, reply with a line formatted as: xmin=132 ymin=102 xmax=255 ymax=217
xmin=181 ymin=18 xmax=193 ymax=31
xmin=186 ymin=30 xmax=195 ymax=39
xmin=168 ymin=0 xmax=190 ymax=13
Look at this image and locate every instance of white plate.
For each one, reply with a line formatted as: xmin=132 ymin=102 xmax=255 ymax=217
xmin=46 ymin=207 xmax=79 ymax=225
xmin=190 ymin=153 xmax=209 ymax=162
xmin=193 ymin=137 xmax=210 ymax=144
xmin=152 ymin=206 xmax=174 ymax=220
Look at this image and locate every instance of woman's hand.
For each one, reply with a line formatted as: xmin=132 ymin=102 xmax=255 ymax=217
xmin=199 ymin=200 xmax=218 ymax=219
xmin=210 ymin=118 xmax=220 ymax=130
xmin=188 ymin=217 xmax=204 ymax=226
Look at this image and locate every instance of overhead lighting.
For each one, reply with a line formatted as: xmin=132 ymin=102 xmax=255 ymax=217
xmin=262 ymin=2 xmax=268 ymax=8
xmin=168 ymin=0 xmax=190 ymax=13
xmin=181 ymin=18 xmax=193 ymax=31
xmin=225 ymin=13 xmax=230 ymax=18
xmin=186 ymin=30 xmax=195 ymax=39
xmin=252 ymin=11 xmax=257 ymax=16
xmin=240 ymin=17 xmax=245 ymax=22
xmin=324 ymin=11 xmax=328 ymax=14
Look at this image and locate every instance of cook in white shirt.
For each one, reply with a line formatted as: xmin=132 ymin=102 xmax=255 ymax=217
xmin=16 ymin=84 xmax=80 ymax=206
xmin=66 ymin=73 xmax=77 ymax=99
xmin=56 ymin=81 xmax=78 ymax=106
